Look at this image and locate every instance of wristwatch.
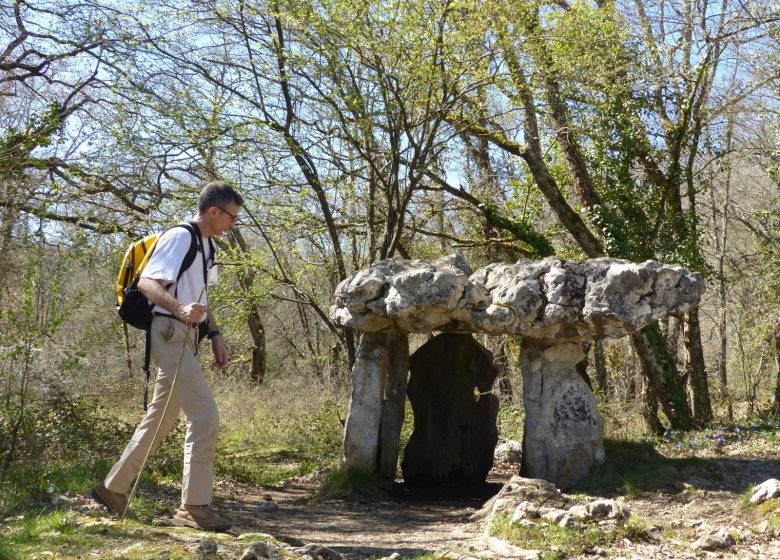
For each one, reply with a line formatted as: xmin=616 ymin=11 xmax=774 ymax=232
xmin=207 ymin=329 xmax=221 ymax=340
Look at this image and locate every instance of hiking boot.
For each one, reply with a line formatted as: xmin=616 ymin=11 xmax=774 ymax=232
xmin=173 ymin=504 xmax=232 ymax=531
xmin=90 ymin=483 xmax=137 ymax=519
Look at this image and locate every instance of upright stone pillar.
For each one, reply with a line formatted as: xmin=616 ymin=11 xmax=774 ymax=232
xmin=342 ymin=332 xmax=388 ymax=471
xmin=520 ymin=340 xmax=605 ymax=488
xmin=379 ymin=333 xmax=409 ymax=479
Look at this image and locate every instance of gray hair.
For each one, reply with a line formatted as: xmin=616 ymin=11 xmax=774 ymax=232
xmin=197 ymin=181 xmax=244 ymax=213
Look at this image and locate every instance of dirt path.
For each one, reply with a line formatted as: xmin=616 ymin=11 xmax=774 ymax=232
xmin=214 ymin=481 xmax=497 ymax=558
xmin=203 ymin=453 xmax=780 ymax=560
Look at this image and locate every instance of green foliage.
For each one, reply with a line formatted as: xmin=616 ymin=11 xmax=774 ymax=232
xmin=497 ymin=402 xmax=524 ymax=442
xmin=0 ymin=102 xmax=65 ymax=180
xmin=215 ymin=396 xmax=345 ymax=486
xmin=316 ymin=467 xmax=388 ymax=501
xmin=744 ymin=497 xmax=780 ymax=530
xmin=480 ymin=200 xmax=554 ymax=257
xmin=0 ymin=510 xmax=108 ymax=560
xmin=0 ymin=541 xmax=16 ymax=560
xmin=0 ymin=395 xmax=134 ymax=515
xmin=489 ymin=512 xmax=652 ymax=559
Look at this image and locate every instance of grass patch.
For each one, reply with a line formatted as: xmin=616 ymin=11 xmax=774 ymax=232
xmin=752 ymin=498 xmax=780 ymax=529
xmin=0 ymin=510 xmax=110 ymax=558
xmin=574 ymin=438 xmax=705 ymax=498
xmin=0 ymin=510 xmax=198 ymax=560
xmin=740 ymin=489 xmax=780 ymax=530
xmin=656 ymin=418 xmax=780 ymax=457
xmin=0 ymin=539 xmax=18 ymax=560
xmin=315 ymin=467 xmax=389 ymax=501
xmin=213 ymin=380 xmax=346 ymax=487
xmin=489 ymin=513 xmax=653 ymax=559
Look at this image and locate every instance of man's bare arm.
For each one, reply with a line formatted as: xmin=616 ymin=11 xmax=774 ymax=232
xmin=137 ymin=277 xmax=207 ymax=324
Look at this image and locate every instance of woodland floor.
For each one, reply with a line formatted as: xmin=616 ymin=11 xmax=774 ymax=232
xmin=6 ymin=444 xmax=780 ymax=559
xmin=151 ymin=445 xmax=780 ymax=559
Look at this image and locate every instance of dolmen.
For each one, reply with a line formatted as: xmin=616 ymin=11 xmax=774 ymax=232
xmin=330 ymin=254 xmax=705 ymax=489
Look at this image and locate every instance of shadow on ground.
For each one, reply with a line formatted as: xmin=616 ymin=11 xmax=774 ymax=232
xmin=574 ymin=439 xmax=780 ymax=498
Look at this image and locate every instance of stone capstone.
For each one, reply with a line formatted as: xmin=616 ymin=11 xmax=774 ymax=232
xmin=331 ymin=255 xmax=705 ymax=342
xmin=402 ymin=333 xmax=499 ymax=485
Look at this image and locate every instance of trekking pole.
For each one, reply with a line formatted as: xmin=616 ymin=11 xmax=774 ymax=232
xmin=121 ymin=286 xmax=206 ymax=521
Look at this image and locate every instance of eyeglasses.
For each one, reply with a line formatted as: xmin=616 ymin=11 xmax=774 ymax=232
xmin=216 ymin=206 xmax=237 ymax=222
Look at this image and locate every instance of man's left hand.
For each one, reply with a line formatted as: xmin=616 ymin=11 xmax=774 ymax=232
xmin=211 ymin=336 xmax=229 ymax=369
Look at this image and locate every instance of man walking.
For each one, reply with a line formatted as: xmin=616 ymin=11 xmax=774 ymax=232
xmin=92 ymin=181 xmax=243 ymax=531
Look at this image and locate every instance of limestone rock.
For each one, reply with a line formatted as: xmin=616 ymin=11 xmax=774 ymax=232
xmin=510 ymin=501 xmax=540 ymax=524
xmin=690 ymin=528 xmax=736 ymax=550
xmin=494 ymin=438 xmax=523 ymax=463
xmin=566 ymin=504 xmax=590 ymax=520
xmin=520 ymin=341 xmax=605 ymax=489
xmin=585 ymin=499 xmax=631 ymax=520
xmin=540 ymin=508 xmax=567 ymax=523
xmin=749 ymin=478 xmax=780 ymax=504
xmin=475 ymin=476 xmax=566 ymax=522
xmin=558 ymin=514 xmax=580 ymax=528
xmin=331 ymin=255 xmax=704 ymax=342
xmin=255 ymin=500 xmax=279 ymax=514
xmin=483 ymin=536 xmax=543 ymax=559
xmin=241 ymin=541 xmax=283 ymax=560
xmin=193 ymin=538 xmax=218 ymax=557
xmin=237 ymin=533 xmax=277 ymax=541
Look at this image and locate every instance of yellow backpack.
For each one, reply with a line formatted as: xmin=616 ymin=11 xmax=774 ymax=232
xmin=115 ymin=221 xmax=214 ymax=409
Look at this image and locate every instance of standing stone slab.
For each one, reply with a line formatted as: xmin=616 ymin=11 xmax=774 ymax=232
xmin=402 ymin=333 xmax=499 ymax=485
xmin=343 ymin=332 xmax=388 ymax=471
xmin=520 ymin=340 xmax=605 ymax=488
xmin=379 ymin=333 xmax=410 ymax=479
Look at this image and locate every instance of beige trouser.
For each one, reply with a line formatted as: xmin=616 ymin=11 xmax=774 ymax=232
xmin=104 ymin=316 xmax=219 ymax=505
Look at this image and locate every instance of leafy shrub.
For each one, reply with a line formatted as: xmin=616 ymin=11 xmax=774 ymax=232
xmin=0 ymin=394 xmax=134 ymax=514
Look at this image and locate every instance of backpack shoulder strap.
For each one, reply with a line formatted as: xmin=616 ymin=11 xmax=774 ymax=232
xmin=207 ymin=236 xmax=216 ymax=267
xmin=174 ymin=222 xmax=200 ymax=282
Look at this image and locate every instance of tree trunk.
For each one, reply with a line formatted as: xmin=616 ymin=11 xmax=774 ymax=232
xmin=594 ymin=340 xmax=608 ymax=393
xmin=684 ymin=308 xmax=712 ymax=425
xmin=631 ymin=323 xmax=694 ymax=431
xmin=228 ymin=229 xmax=267 ymax=383
xmin=247 ymin=312 xmax=267 ymax=384
xmin=640 ymin=366 xmax=664 ymax=436
xmin=772 ymin=311 xmax=780 ymax=416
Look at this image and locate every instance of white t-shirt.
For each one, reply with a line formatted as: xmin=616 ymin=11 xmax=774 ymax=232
xmin=141 ymin=225 xmax=218 ymax=319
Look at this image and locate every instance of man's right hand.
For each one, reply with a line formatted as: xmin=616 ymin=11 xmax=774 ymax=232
xmin=138 ymin=278 xmax=207 ymax=323
xmin=176 ymin=302 xmax=208 ymax=324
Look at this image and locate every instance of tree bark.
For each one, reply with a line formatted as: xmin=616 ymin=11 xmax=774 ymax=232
xmin=228 ymin=229 xmax=267 ymax=383
xmin=631 ymin=323 xmax=694 ymax=431
xmin=772 ymin=311 xmax=780 ymax=416
xmin=594 ymin=340 xmax=608 ymax=393
xmin=684 ymin=308 xmax=712 ymax=425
